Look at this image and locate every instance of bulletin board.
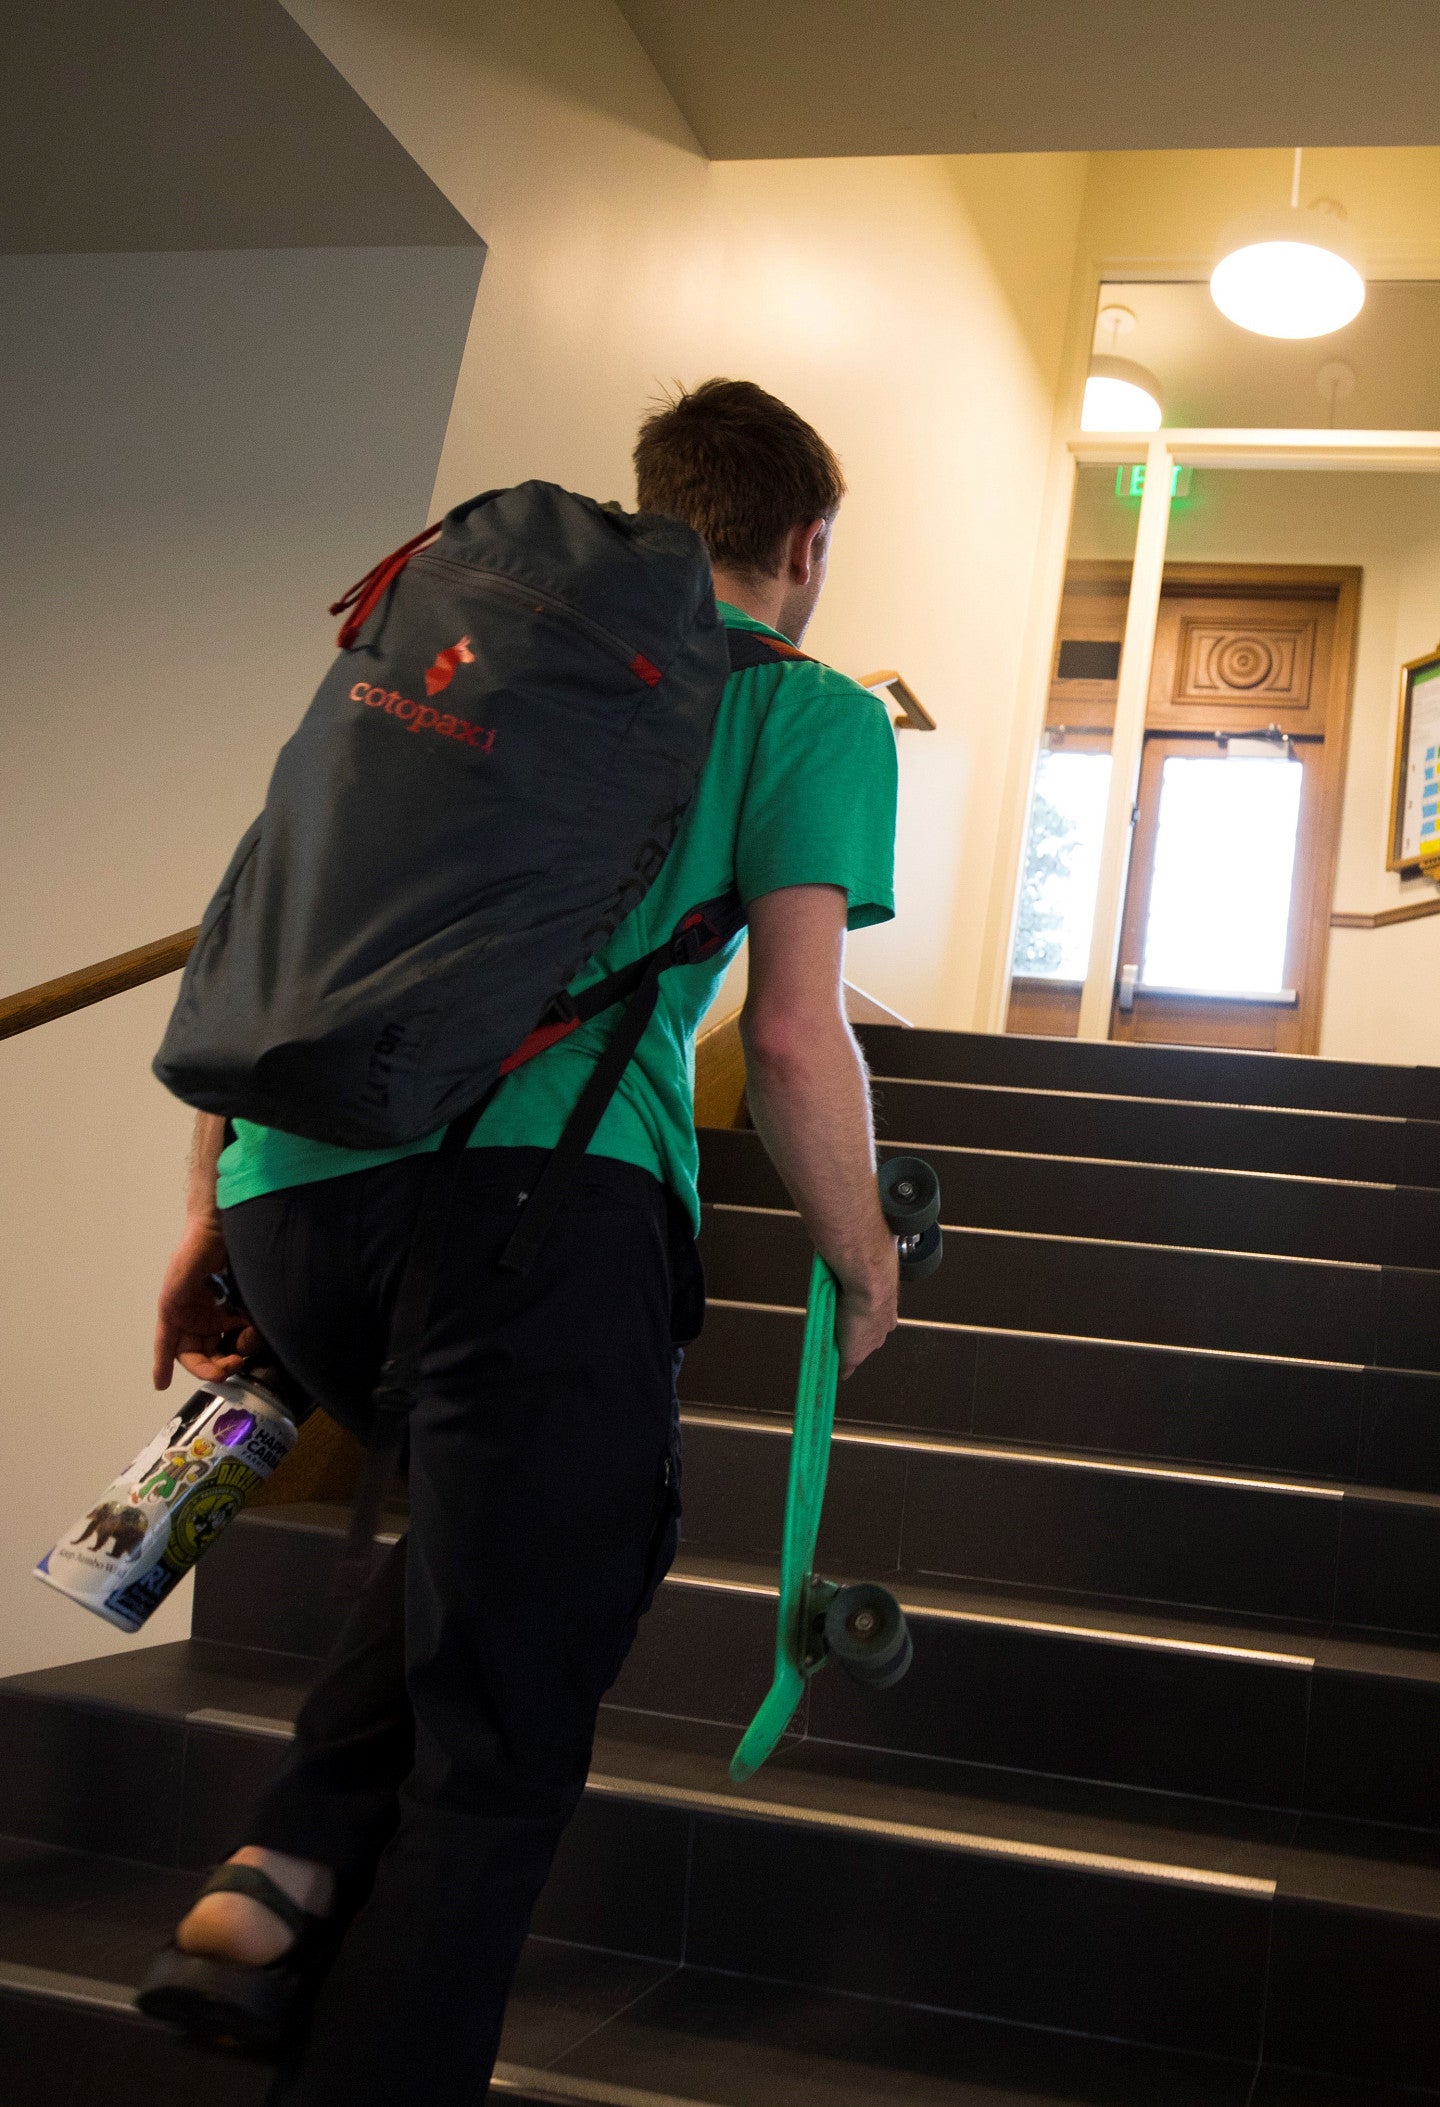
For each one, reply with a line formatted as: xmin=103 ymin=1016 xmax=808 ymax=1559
xmin=1388 ymin=644 xmax=1440 ymax=874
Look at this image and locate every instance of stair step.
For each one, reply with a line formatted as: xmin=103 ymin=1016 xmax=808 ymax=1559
xmin=698 ymin=1203 xmax=1440 ymax=1369
xmin=683 ymin=1408 xmax=1440 ymax=1633
xmin=0 ymin=1835 xmax=1291 ymax=2107
xmin=858 ymin=1024 xmax=1440 ymax=1120
xmin=683 ymin=1300 xmax=1440 ymax=1495
xmin=863 ymin=1075 xmax=1440 ymax=1186
xmin=180 ymin=1499 xmax=1440 ymax=1823
xmin=3 ymin=1649 xmax=1439 ymax=2082
xmin=700 ymin=1126 xmax=1440 ymax=1265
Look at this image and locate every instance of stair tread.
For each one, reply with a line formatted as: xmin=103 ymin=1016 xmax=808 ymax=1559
xmin=11 ymin=1637 xmax=1440 ymax=1914
xmin=707 ymin=1196 xmax=1387 ymax=1273
xmin=667 ymin=1544 xmax=1329 ymax=1657
xmin=0 ymin=1850 xmax=1426 ymax=2107
xmin=701 ymin=1295 xmax=1372 ymax=1372
xmin=500 ymin=1958 xmax=1261 ymax=2106
xmin=678 ymin=1399 xmax=1377 ymax=1500
xmin=0 ymin=1841 xmax=1282 ymax=2107
xmin=855 ymin=1024 xmax=1440 ymax=1120
xmin=204 ymin=1508 xmax=1400 ymax=1661
xmin=2 ymin=1637 xmax=312 ymax=1723
xmin=204 ymin=1511 xmax=1440 ymax=1677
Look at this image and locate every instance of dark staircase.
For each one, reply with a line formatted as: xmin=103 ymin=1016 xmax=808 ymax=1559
xmin=5 ymin=1023 xmax=1440 ymax=2104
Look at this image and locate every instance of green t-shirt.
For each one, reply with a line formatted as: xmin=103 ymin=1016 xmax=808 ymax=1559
xmin=215 ymin=604 xmax=898 ymax=1234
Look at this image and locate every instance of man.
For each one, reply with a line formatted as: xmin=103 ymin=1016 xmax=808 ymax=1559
xmin=146 ymin=378 xmax=900 ymax=2101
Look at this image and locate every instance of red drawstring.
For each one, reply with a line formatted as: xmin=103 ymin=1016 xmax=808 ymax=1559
xmin=498 ymin=1015 xmax=582 ymax=1076
xmin=329 ymin=521 xmax=443 ymax=649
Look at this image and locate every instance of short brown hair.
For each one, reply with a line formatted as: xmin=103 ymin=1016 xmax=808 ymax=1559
xmin=634 ymin=378 xmax=845 ymax=578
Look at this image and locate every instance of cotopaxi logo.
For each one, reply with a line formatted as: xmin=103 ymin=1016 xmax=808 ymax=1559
xmin=351 ymin=682 xmax=496 ymax=752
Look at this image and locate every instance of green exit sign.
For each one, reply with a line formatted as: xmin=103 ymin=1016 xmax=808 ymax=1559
xmin=1115 ymin=463 xmax=1194 ymax=499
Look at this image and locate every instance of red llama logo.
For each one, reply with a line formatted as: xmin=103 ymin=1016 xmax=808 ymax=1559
xmin=424 ymin=635 xmax=475 ymax=697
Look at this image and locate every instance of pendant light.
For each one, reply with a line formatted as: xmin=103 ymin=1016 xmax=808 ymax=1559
xmin=1210 ymin=150 xmax=1365 ymax=340
xmin=1082 ymin=305 xmax=1163 ymax=432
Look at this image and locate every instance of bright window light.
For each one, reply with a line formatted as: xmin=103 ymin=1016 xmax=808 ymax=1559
xmin=1141 ymin=756 xmax=1303 ymax=993
xmin=1012 ymin=749 xmax=1113 ymax=979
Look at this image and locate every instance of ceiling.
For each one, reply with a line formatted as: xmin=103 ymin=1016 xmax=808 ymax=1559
xmin=1094 ymin=280 xmax=1440 ymax=431
xmin=0 ymin=0 xmax=480 ymax=252
xmin=614 ymin=0 xmax=1440 ymax=160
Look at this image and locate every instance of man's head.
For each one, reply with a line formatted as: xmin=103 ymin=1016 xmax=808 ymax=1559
xmin=634 ymin=378 xmax=844 ymax=644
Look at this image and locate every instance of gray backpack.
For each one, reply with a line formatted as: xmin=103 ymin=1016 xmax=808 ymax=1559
xmin=155 ymin=483 xmax=746 ymax=1167
xmin=153 ymin=481 xmax=804 ymax=1578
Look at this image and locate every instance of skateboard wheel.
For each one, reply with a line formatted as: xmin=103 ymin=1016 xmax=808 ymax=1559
xmin=823 ymin=1583 xmax=912 ymax=1689
xmin=878 ymin=1156 xmax=941 ymax=1237
xmin=898 ymin=1221 xmax=943 ymax=1282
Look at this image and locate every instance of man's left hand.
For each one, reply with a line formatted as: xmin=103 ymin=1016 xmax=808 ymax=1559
xmin=153 ymin=1218 xmax=258 ymax=1389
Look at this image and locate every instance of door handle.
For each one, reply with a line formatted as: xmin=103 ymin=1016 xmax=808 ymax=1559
xmin=1117 ymin=964 xmax=1138 ymax=1013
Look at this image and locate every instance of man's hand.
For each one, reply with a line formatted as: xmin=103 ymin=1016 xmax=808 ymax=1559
xmin=152 ymin=1216 xmax=257 ymax=1389
xmin=153 ymin=1111 xmax=257 ymax=1389
xmin=835 ymin=1247 xmax=899 ymax=1381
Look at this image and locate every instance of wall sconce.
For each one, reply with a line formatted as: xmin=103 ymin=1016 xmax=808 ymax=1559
xmin=862 ymin=670 xmax=936 ymax=731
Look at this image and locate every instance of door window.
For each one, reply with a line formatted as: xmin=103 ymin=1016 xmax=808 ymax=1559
xmin=1012 ymin=746 xmax=1113 ymax=981
xmin=1140 ymin=752 xmax=1303 ymax=994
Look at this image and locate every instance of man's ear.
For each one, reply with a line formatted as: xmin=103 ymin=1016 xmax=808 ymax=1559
xmin=786 ymin=516 xmax=828 ymax=583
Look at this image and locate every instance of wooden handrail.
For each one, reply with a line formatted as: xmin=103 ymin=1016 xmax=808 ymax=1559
xmin=0 ymin=927 xmax=198 ymax=1042
xmin=1331 ymin=897 xmax=1440 ymax=931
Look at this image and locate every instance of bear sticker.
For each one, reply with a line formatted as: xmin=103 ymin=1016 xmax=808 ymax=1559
xmin=72 ymin=1501 xmax=151 ymax=1560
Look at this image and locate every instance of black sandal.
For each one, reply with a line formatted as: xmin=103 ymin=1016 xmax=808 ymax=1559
xmin=135 ymin=1862 xmax=342 ymax=2059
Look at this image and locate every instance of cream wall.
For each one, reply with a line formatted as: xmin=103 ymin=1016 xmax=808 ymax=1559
xmin=283 ymin=0 xmax=1090 ymax=1028
xmin=1068 ymin=466 xmax=1440 ymax=1062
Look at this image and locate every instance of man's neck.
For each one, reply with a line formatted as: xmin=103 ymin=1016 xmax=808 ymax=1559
xmin=711 ymin=567 xmax=788 ymax=638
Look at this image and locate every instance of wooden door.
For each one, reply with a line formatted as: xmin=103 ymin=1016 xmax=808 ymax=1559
xmin=1109 ymin=570 xmax=1357 ymax=1053
xmin=1007 ymin=564 xmax=1358 ymax=1052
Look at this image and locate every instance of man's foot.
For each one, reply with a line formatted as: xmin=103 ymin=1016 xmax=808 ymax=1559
xmin=176 ymin=1847 xmax=336 ymax=1967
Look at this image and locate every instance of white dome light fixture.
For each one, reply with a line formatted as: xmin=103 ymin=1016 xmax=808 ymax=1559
xmin=1210 ymin=149 xmax=1365 ymax=340
xmin=1082 ymin=356 xmax=1164 ymax=432
xmin=1082 ymin=307 xmax=1163 ymax=432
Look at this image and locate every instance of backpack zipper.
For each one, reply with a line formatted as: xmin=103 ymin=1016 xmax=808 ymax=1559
xmin=415 ymin=554 xmax=659 ymax=677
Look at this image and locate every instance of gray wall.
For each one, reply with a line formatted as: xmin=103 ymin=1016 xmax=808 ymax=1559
xmin=1 ymin=245 xmax=481 ymax=986
xmin=0 ymin=0 xmax=484 ymax=1677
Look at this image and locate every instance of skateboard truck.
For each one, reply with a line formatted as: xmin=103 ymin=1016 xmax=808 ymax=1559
xmin=729 ymin=1156 xmax=942 ymax=1782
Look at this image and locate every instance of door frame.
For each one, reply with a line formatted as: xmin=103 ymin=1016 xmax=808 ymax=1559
xmin=989 ymin=427 xmax=1440 ymax=1044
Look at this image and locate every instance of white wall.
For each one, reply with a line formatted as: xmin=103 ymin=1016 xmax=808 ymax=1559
xmin=1068 ymin=465 xmax=1440 ymax=1062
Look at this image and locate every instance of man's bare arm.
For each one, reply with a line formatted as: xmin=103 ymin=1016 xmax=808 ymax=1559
xmin=739 ymin=885 xmax=897 ymax=1378
xmin=152 ymin=1113 xmax=255 ymax=1388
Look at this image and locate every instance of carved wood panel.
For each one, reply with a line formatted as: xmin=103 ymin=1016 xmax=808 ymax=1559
xmin=1173 ymin=617 xmax=1317 ymax=712
xmin=1147 ymin=588 xmax=1335 ymax=736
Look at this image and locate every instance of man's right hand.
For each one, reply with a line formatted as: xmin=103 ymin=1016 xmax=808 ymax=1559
xmin=835 ymin=1246 xmax=899 ymax=1380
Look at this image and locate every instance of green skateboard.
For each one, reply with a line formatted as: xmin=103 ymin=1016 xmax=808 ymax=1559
xmin=729 ymin=1156 xmax=943 ymax=1784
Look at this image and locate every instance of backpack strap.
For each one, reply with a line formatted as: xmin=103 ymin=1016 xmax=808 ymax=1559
xmin=723 ymin=628 xmax=812 ymax=673
xmin=332 ymin=1089 xmax=494 ymax=1597
xmin=497 ymin=892 xmax=745 ymax=1274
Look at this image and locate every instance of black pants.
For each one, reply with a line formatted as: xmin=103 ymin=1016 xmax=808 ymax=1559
xmin=220 ymin=1147 xmax=702 ymax=2106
